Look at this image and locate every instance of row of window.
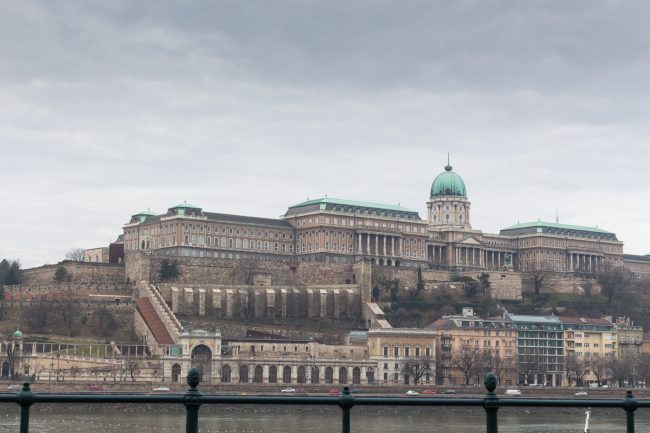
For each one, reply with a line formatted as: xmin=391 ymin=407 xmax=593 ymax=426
xmin=382 ymin=346 xmax=432 ymax=358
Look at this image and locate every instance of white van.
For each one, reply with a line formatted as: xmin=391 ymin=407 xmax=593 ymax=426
xmin=505 ymin=389 xmax=522 ymax=396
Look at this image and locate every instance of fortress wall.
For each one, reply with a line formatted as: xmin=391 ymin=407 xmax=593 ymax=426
xmin=0 ymin=300 xmax=133 ymax=340
xmin=23 ymin=262 xmax=125 ymax=284
xmin=135 ymin=254 xmax=357 ymax=286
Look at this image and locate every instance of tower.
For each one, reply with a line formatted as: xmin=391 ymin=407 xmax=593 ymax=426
xmin=426 ymin=160 xmax=471 ymax=230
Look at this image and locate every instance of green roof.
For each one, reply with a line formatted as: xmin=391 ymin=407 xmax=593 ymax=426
xmin=288 ymin=197 xmax=416 ymax=213
xmin=171 ymin=202 xmax=201 ymax=209
xmin=135 ymin=210 xmax=156 ymax=216
xmin=501 ymin=221 xmax=614 ymax=235
xmin=430 ymin=164 xmax=467 ymax=198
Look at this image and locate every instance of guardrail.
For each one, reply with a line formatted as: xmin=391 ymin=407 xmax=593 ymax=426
xmin=1 ymin=370 xmax=648 ymax=433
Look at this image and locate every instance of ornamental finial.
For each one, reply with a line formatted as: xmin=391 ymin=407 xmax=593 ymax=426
xmin=445 ymin=153 xmax=453 ymax=171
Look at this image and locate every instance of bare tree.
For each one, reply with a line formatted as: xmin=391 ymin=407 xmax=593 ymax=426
xmin=565 ymin=353 xmax=588 ymax=387
xmin=0 ymin=332 xmax=20 ymax=379
xmin=402 ymin=356 xmax=433 ymax=385
xmin=453 ymin=345 xmax=483 ymax=385
xmin=587 ymin=355 xmax=607 ymax=386
xmin=608 ymin=353 xmax=637 ymax=388
xmin=637 ymin=353 xmax=650 ymax=387
xmin=372 ymin=267 xmax=400 ymax=301
xmin=65 ymin=248 xmax=85 ymax=262
xmin=596 ymin=262 xmax=636 ymax=303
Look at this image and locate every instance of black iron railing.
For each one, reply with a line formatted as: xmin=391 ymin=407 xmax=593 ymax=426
xmin=1 ymin=369 xmax=649 ymax=433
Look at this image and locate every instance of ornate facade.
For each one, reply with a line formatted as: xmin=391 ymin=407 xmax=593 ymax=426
xmin=122 ymin=160 xmax=647 ymax=277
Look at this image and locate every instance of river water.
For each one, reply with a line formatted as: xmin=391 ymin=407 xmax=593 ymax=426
xmin=1 ymin=404 xmax=649 ymax=433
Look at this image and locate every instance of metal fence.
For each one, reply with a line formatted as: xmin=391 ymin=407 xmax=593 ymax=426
xmin=1 ymin=369 xmax=648 ymax=433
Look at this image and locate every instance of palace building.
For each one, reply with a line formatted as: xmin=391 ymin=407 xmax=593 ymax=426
xmin=122 ymin=161 xmax=648 ymax=277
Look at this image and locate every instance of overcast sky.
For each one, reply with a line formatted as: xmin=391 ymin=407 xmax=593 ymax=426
xmin=2 ymin=1 xmax=649 ymax=268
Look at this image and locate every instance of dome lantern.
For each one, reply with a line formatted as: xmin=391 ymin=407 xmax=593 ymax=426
xmin=430 ymin=162 xmax=467 ymax=198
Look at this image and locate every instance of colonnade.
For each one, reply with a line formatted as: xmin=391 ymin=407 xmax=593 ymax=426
xmin=185 ymin=362 xmax=375 ymax=385
xmin=452 ymin=247 xmax=513 ymax=269
xmin=356 ymin=232 xmax=401 ymax=258
xmin=567 ymin=253 xmax=603 ymax=273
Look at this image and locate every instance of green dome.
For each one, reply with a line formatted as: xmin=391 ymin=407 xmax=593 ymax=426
xmin=430 ymin=164 xmax=467 ymax=198
xmin=13 ymin=328 xmax=22 ymax=338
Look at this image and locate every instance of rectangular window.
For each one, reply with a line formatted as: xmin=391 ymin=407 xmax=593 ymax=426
xmin=394 ymin=347 xmax=399 ymax=357
xmin=383 ymin=346 xmax=388 ymax=357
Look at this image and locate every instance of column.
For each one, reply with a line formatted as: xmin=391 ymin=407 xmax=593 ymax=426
xmin=366 ymin=234 xmax=370 ymax=255
xmin=391 ymin=237 xmax=395 ymax=256
xmin=498 ymin=253 xmax=501 ymax=269
xmin=358 ymin=233 xmax=362 ymax=253
xmin=398 ymin=238 xmax=402 ymax=257
xmin=383 ymin=236 xmax=387 ymax=257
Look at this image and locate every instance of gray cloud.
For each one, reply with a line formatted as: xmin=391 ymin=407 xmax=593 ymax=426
xmin=2 ymin=1 xmax=650 ymax=267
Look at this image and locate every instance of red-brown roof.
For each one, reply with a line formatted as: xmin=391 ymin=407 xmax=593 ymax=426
xmin=135 ymin=298 xmax=175 ymax=345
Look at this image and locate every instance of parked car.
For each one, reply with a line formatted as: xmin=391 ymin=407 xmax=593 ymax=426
xmin=443 ymin=389 xmax=457 ymax=394
xmin=153 ymin=386 xmax=170 ymax=392
xmin=421 ymin=389 xmax=436 ymax=395
xmin=7 ymin=385 xmax=21 ymax=390
xmin=575 ymin=391 xmax=588 ymax=396
xmin=281 ymin=387 xmax=296 ymax=393
xmin=328 ymin=388 xmax=341 ymax=396
xmin=505 ymin=389 xmax=522 ymax=396
xmin=405 ymin=390 xmax=419 ymax=396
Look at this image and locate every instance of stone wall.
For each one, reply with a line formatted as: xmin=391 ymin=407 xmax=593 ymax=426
xmin=0 ymin=299 xmax=134 ymax=340
xmin=157 ymin=283 xmax=363 ymax=322
xmin=3 ymin=282 xmax=132 ymax=300
xmin=22 ymin=262 xmax=125 ymax=284
xmin=129 ymin=253 xmax=358 ymax=287
xmin=521 ymin=272 xmax=602 ymax=296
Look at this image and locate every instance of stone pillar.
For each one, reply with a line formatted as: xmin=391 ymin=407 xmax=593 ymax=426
xmin=280 ymin=289 xmax=288 ymax=318
xmin=292 ymin=365 xmax=298 ymax=383
xmin=347 ymin=289 xmax=355 ymax=318
xmin=383 ymin=236 xmax=387 ymax=257
xmin=212 ymin=289 xmax=222 ymax=315
xmin=498 ymin=253 xmax=501 ymax=269
xmin=398 ymin=238 xmax=402 ymax=257
xmin=358 ymin=233 xmax=362 ymax=254
xmin=366 ymin=234 xmax=370 ymax=255
xmin=170 ymin=287 xmax=179 ymax=313
xmin=263 ymin=365 xmax=269 ymax=383
xmin=320 ymin=289 xmax=328 ymax=317
xmin=307 ymin=289 xmax=315 ymax=318
xmin=333 ymin=289 xmax=340 ymax=317
xmin=391 ymin=237 xmax=395 ymax=256
xmin=266 ymin=289 xmax=275 ymax=318
xmin=225 ymin=289 xmax=233 ymax=318
xmin=198 ymin=288 xmax=206 ymax=316
xmin=184 ymin=288 xmax=194 ymax=315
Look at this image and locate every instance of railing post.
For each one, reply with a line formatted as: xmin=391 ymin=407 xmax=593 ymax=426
xmin=184 ymin=367 xmax=202 ymax=433
xmin=338 ymin=386 xmax=354 ymax=433
xmin=624 ymin=389 xmax=637 ymax=433
xmin=17 ymin=381 xmax=34 ymax=433
xmin=483 ymin=372 xmax=499 ymax=433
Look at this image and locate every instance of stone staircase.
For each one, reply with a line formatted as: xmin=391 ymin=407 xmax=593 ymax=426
xmin=135 ymin=282 xmax=183 ymax=347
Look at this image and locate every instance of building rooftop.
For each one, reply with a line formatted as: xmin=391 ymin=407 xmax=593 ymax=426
xmin=559 ymin=317 xmax=614 ymax=326
xmin=287 ymin=197 xmax=416 ymax=213
xmin=501 ymin=221 xmax=614 ymax=235
xmin=506 ymin=314 xmax=561 ymax=324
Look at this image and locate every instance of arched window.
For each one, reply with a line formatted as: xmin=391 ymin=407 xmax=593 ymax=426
xmin=269 ymin=366 xmax=277 ymax=383
xmin=254 ymin=365 xmax=263 ymax=383
xmin=311 ymin=366 xmax=320 ymax=384
xmin=221 ymin=364 xmax=231 ymax=383
xmin=239 ymin=365 xmax=249 ymax=383
xmin=366 ymin=367 xmax=375 ymax=384
xmin=325 ymin=367 xmax=334 ymax=384
xmin=352 ymin=367 xmax=361 ymax=385
xmin=297 ymin=366 xmax=306 ymax=384
xmin=339 ymin=367 xmax=348 ymax=384
xmin=283 ymin=366 xmax=292 ymax=383
xmin=171 ymin=364 xmax=181 ymax=382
